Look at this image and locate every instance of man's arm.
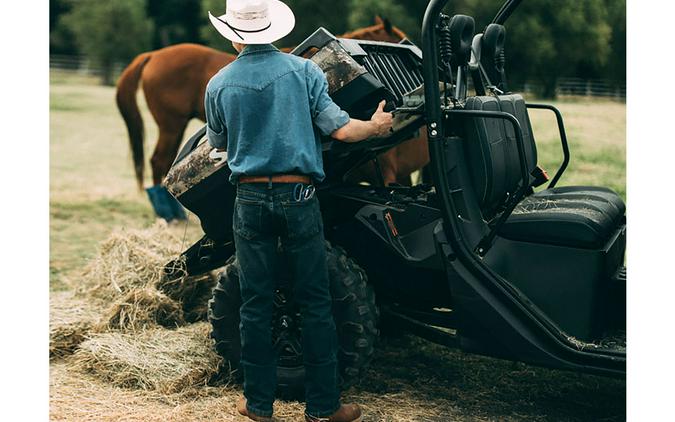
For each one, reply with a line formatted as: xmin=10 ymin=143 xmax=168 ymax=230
xmin=331 ymin=100 xmax=393 ymax=143
xmin=204 ymin=87 xmax=227 ymax=150
xmin=308 ymin=62 xmax=393 ymax=143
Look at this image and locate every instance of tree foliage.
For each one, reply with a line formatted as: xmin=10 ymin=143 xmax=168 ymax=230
xmin=348 ymin=0 xmax=419 ymax=41
xmin=52 ymin=0 xmax=624 ymax=95
xmin=50 ymin=0 xmax=77 ymax=55
xmin=61 ymin=0 xmax=153 ymax=85
xmin=502 ymin=0 xmax=612 ymax=97
xmin=147 ymin=0 xmax=202 ymax=47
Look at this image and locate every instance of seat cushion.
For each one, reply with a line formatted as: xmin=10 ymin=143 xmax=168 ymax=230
xmin=499 ymin=186 xmax=625 ymax=249
xmin=463 ymin=94 xmax=538 ymax=216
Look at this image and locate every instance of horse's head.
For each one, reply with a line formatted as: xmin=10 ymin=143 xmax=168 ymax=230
xmin=342 ymin=16 xmax=408 ymax=43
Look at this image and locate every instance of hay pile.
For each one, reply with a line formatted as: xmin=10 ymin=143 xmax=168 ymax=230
xmin=102 ymin=288 xmax=185 ymax=331
xmin=50 ymin=222 xmax=220 ymax=362
xmin=72 ymin=323 xmax=222 ymax=394
xmin=157 ymin=272 xmax=217 ymax=323
xmin=50 ymin=291 xmax=102 ymax=359
xmin=80 ymin=222 xmax=186 ymax=298
xmin=49 ymin=222 xmax=230 ymax=401
xmin=78 ymin=222 xmax=218 ymax=328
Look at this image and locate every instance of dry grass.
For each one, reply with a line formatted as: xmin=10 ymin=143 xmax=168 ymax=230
xmin=50 ymin=224 xmax=218 ymax=359
xmin=71 ymin=323 xmax=222 ymax=394
xmin=79 ymin=222 xmax=184 ymax=299
xmin=157 ymin=271 xmax=219 ymax=323
xmin=51 ymin=331 xmax=626 ymax=421
xmin=102 ymin=288 xmax=185 ymax=331
xmin=50 ymin=291 xmax=103 ymax=359
xmin=77 ymin=221 xmax=218 ymax=328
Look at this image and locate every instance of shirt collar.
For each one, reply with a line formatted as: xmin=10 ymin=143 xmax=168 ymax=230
xmin=237 ymin=44 xmax=280 ymax=58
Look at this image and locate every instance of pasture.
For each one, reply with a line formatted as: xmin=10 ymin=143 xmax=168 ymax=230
xmin=50 ymin=70 xmax=626 ymax=421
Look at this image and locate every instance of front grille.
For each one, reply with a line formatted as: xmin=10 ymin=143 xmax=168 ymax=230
xmin=357 ymin=44 xmax=424 ymax=105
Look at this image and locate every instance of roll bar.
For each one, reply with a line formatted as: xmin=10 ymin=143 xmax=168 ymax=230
xmin=492 ymin=0 xmax=524 ymax=25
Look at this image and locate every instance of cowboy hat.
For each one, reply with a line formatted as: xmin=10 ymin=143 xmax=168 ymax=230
xmin=208 ymin=0 xmax=295 ymax=44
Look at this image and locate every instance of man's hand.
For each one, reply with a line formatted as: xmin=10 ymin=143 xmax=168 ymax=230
xmin=331 ymin=99 xmax=395 ymax=143
xmin=370 ymin=100 xmax=394 ymax=137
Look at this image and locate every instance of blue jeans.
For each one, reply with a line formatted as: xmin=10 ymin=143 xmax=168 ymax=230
xmin=233 ymin=182 xmax=340 ymax=418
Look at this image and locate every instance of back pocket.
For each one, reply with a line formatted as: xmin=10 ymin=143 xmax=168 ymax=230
xmin=281 ymin=197 xmax=322 ymax=240
xmin=233 ymin=197 xmax=263 ymax=240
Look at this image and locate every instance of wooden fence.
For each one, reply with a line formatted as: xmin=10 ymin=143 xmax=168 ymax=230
xmin=50 ymin=55 xmax=125 ymax=79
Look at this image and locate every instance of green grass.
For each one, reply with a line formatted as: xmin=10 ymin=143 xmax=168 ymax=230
xmin=49 ymin=70 xmax=204 ymax=288
xmin=529 ymin=100 xmax=626 ymax=199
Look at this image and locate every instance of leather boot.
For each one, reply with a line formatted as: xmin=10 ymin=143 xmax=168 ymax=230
xmin=236 ymin=397 xmax=273 ymax=422
xmin=305 ymin=404 xmax=363 ymax=422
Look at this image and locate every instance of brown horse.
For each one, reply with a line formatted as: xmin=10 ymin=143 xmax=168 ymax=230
xmin=116 ymin=17 xmax=412 ymax=191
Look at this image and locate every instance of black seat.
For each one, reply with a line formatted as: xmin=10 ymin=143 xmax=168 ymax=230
xmin=461 ymin=94 xmax=625 ymax=249
xmin=501 ymin=186 xmax=625 ymax=248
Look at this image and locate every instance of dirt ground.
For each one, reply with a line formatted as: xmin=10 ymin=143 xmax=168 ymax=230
xmin=51 ymin=335 xmax=625 ymax=421
xmin=50 ymin=70 xmax=626 ymax=421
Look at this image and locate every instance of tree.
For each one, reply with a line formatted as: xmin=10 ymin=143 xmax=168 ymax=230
xmin=50 ymin=0 xmax=77 ymax=55
xmin=147 ymin=0 xmax=202 ymax=48
xmin=61 ymin=0 xmax=153 ymax=85
xmin=448 ymin=0 xmax=611 ymax=97
xmin=603 ymin=0 xmax=626 ymax=85
xmin=348 ymin=0 xmax=419 ymax=41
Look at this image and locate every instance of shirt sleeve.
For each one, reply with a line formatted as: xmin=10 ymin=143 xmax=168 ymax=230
xmin=307 ymin=61 xmax=350 ymax=136
xmin=205 ymin=87 xmax=227 ymax=149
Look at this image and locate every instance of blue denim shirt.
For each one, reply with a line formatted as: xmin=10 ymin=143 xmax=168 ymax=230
xmin=205 ymin=44 xmax=350 ymax=183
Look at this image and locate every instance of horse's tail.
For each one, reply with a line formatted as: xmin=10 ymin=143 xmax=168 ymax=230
xmin=116 ymin=52 xmax=152 ymax=190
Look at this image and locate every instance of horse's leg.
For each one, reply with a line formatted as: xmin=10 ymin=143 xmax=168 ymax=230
xmin=146 ymin=116 xmax=190 ymax=221
xmin=150 ymin=117 xmax=189 ymax=185
xmin=377 ymin=150 xmax=399 ymax=186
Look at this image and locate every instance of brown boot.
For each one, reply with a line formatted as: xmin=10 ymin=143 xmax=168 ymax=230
xmin=305 ymin=404 xmax=362 ymax=422
xmin=237 ymin=397 xmax=273 ymax=422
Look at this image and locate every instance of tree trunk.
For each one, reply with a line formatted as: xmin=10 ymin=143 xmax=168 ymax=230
xmin=100 ymin=62 xmax=114 ymax=86
xmin=539 ymin=76 xmax=558 ymax=99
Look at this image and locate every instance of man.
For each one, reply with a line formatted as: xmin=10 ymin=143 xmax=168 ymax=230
xmin=205 ymin=1 xmax=393 ymax=421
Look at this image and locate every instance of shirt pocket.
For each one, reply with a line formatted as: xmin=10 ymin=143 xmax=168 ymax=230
xmin=280 ymin=196 xmax=323 ymax=240
xmin=233 ymin=197 xmax=263 ymax=240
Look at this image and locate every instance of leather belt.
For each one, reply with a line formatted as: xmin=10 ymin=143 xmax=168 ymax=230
xmin=238 ymin=174 xmax=311 ymax=184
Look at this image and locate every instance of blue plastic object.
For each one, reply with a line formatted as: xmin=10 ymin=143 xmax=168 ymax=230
xmin=146 ymin=185 xmax=187 ymax=221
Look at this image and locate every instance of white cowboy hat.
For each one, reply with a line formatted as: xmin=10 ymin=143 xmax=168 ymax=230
xmin=208 ymin=0 xmax=295 ymax=44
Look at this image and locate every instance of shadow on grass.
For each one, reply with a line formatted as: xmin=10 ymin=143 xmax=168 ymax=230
xmin=348 ymin=334 xmax=625 ymax=421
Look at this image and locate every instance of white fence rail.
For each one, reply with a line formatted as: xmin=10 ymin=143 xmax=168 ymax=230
xmin=554 ymin=77 xmax=625 ymax=100
xmin=50 ymin=54 xmax=626 ymax=100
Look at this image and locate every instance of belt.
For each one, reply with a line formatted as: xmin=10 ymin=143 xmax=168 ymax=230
xmin=238 ymin=174 xmax=311 ymax=184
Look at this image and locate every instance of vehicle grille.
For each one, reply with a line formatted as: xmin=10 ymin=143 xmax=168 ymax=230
xmin=356 ymin=44 xmax=424 ymax=105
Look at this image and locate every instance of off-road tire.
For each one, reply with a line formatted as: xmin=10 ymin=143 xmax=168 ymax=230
xmin=207 ymin=241 xmax=378 ymax=398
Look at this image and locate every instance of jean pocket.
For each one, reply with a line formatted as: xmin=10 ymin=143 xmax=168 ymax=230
xmin=233 ymin=198 xmax=263 ymax=240
xmin=281 ymin=196 xmax=322 ymax=240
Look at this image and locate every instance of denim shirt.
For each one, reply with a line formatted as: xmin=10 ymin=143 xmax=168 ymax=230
xmin=205 ymin=44 xmax=350 ymax=183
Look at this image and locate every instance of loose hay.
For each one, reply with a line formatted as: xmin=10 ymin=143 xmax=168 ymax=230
xmin=80 ymin=222 xmax=185 ymax=300
xmin=76 ymin=222 xmax=218 ymax=330
xmin=50 ymin=291 xmax=103 ymax=359
xmin=72 ymin=322 xmax=222 ymax=394
xmin=102 ymin=288 xmax=185 ymax=331
xmin=156 ymin=271 xmax=219 ymax=323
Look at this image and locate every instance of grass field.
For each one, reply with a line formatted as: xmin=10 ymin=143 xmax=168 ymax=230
xmin=50 ymin=70 xmax=626 ymax=421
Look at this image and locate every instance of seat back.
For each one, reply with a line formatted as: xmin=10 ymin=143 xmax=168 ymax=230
xmin=461 ymin=94 xmax=538 ymax=216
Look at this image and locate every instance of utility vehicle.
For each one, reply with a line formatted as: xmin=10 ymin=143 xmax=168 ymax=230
xmin=162 ymin=0 xmax=626 ymax=396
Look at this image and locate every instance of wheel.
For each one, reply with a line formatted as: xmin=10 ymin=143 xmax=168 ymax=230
xmin=207 ymin=242 xmax=378 ymax=398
